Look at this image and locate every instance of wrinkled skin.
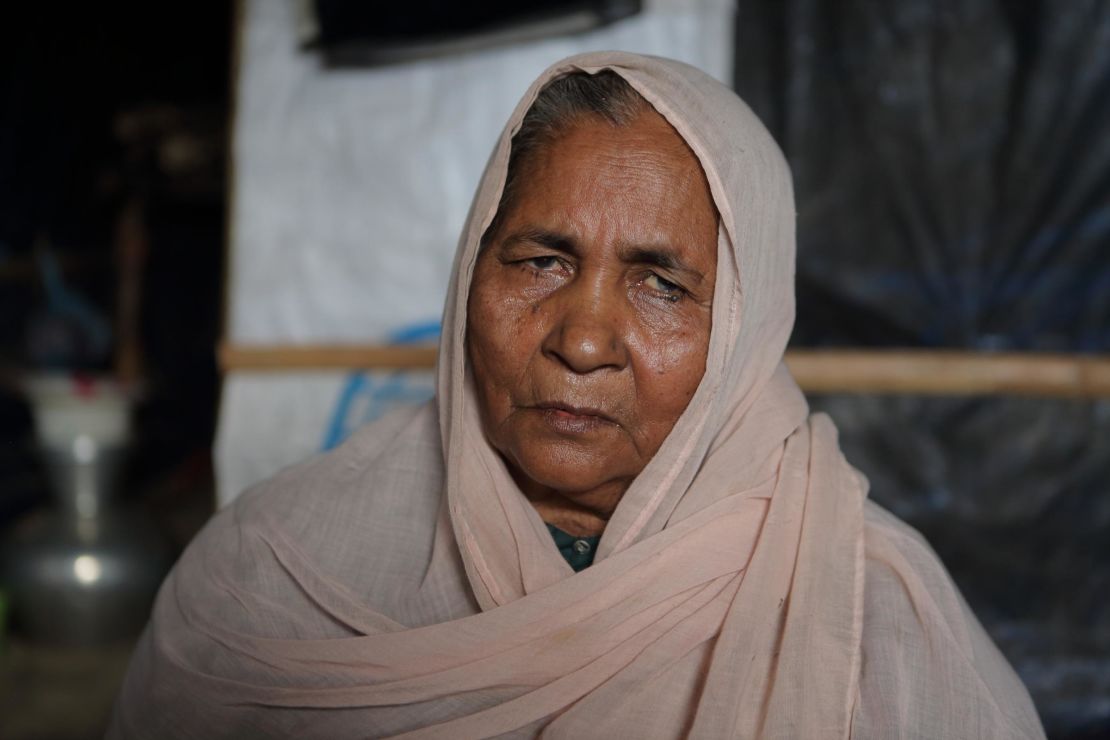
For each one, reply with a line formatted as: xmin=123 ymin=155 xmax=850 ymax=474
xmin=467 ymin=109 xmax=718 ymax=536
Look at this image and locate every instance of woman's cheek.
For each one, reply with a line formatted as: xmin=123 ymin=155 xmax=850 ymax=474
xmin=471 ymin=283 xmax=540 ymax=377
xmin=631 ymin=309 xmax=709 ymax=374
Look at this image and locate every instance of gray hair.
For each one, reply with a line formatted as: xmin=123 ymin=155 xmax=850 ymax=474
xmin=482 ymin=70 xmax=652 ymax=244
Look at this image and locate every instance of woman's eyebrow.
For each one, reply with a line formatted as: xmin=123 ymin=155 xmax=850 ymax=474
xmin=621 ymin=245 xmax=704 ymax=282
xmin=503 ymin=227 xmax=578 ymax=256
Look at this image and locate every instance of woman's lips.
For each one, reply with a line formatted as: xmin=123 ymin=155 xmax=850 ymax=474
xmin=534 ymin=402 xmax=615 ymax=434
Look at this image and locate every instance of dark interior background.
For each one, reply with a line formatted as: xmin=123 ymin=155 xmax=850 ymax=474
xmin=0 ymin=3 xmax=227 ymax=539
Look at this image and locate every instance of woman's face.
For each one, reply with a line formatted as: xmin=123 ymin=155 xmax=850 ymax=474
xmin=467 ymin=108 xmax=718 ymax=523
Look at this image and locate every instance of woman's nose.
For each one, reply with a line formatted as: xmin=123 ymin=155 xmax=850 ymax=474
xmin=542 ymin=280 xmax=629 ymax=374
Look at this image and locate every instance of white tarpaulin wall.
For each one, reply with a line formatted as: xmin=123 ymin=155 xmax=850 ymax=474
xmin=216 ymin=0 xmax=735 ymax=505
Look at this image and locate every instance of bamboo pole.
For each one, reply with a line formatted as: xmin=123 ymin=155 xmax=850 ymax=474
xmin=217 ymin=342 xmax=1110 ymax=398
xmin=784 ymin=350 xmax=1110 ymax=398
xmin=218 ymin=343 xmax=438 ymax=371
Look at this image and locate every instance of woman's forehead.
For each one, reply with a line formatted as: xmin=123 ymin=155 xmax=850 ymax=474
xmin=492 ymin=109 xmax=717 ymax=252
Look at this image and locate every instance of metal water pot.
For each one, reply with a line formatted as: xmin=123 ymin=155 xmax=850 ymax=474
xmin=0 ymin=377 xmax=173 ymax=646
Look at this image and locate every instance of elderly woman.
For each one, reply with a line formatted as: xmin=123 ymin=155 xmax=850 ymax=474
xmin=110 ymin=52 xmax=1043 ymax=738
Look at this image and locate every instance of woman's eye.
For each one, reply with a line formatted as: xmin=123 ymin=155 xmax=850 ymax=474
xmin=524 ymin=256 xmax=560 ymax=271
xmin=645 ymin=273 xmax=684 ymax=301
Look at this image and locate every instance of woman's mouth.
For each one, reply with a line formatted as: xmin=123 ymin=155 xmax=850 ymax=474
xmin=535 ymin=402 xmax=615 ymax=434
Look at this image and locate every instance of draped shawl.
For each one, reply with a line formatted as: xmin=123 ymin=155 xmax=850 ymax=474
xmin=109 ymin=52 xmax=1044 ymax=739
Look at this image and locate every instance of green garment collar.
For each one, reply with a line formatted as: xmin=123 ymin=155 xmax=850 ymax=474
xmin=544 ymin=523 xmax=600 ymax=572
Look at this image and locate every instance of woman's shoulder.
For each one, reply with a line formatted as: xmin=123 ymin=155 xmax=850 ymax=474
xmin=854 ymin=501 xmax=1044 ymax=738
xmin=169 ymin=401 xmax=447 ymax=631
xmin=861 ymin=502 xmax=964 ymax=605
xmin=231 ymin=400 xmax=443 ymax=526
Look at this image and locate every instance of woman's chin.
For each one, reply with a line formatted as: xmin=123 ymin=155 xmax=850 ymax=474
xmin=507 ymin=443 xmax=632 ymax=500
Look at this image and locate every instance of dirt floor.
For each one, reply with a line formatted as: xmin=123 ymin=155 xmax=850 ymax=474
xmin=0 ymin=639 xmax=135 ymax=739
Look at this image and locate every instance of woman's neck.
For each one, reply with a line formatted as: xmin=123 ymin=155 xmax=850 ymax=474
xmin=509 ymin=468 xmax=627 ymax=537
xmin=529 ymin=495 xmax=609 ymax=537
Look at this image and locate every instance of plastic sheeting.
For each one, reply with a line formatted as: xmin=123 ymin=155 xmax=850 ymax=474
xmin=734 ymin=0 xmax=1110 ymax=351
xmin=227 ymin=0 xmax=732 ymax=345
xmin=733 ymin=2 xmax=1110 ymax=735
xmin=215 ymin=370 xmax=435 ymax=500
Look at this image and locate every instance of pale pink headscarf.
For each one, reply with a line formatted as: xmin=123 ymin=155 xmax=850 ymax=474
xmin=109 ymin=52 xmax=1044 ymax=739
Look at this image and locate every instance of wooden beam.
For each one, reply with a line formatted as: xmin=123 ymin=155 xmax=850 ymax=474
xmin=218 ymin=343 xmax=438 ymax=371
xmin=217 ymin=343 xmax=1110 ymax=398
xmin=785 ymin=350 xmax=1110 ymax=398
